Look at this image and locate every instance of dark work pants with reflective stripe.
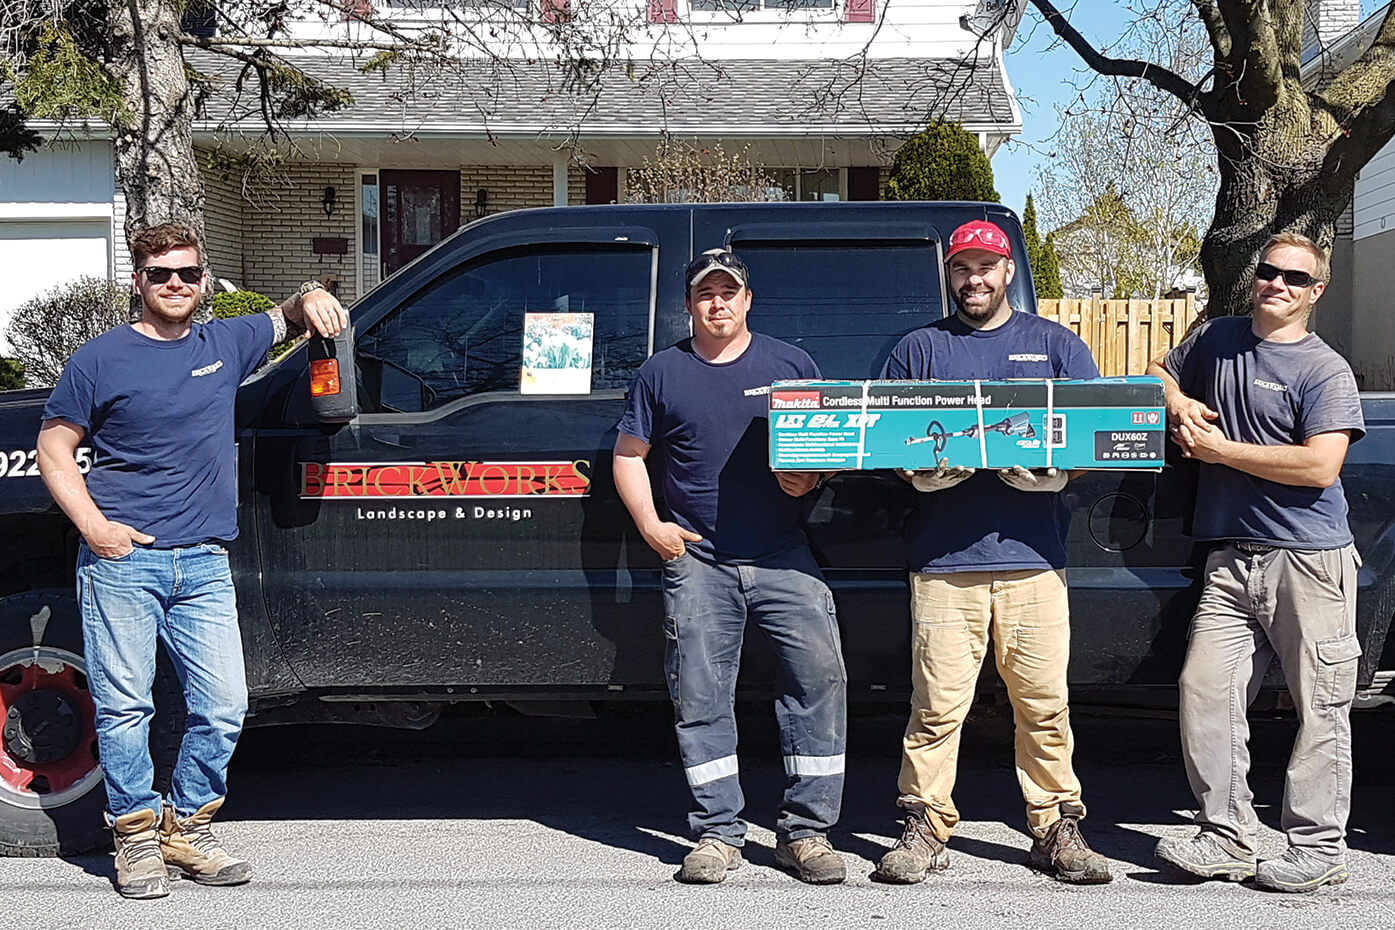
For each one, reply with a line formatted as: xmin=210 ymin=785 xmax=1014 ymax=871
xmin=661 ymin=546 xmax=847 ymax=845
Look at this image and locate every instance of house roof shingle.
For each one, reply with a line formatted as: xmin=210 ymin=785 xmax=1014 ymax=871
xmin=188 ymin=52 xmax=1018 ymax=137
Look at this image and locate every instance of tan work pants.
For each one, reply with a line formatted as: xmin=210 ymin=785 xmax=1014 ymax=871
xmin=897 ymin=569 xmax=1083 ymax=840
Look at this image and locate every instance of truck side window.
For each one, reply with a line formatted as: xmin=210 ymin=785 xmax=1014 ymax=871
xmin=733 ymin=241 xmax=942 ymax=378
xmin=357 ymin=245 xmax=652 ymax=413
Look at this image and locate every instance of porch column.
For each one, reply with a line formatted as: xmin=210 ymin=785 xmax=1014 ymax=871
xmin=553 ymin=155 xmax=569 ymax=207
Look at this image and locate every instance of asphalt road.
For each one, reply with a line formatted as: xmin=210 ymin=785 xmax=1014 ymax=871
xmin=8 ymin=703 xmax=1395 ymax=929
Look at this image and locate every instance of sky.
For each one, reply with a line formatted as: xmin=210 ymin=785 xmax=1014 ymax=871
xmin=992 ymin=1 xmax=1388 ymax=220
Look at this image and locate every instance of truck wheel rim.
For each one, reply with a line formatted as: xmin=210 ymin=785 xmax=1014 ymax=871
xmin=0 ymin=647 xmax=103 ymax=810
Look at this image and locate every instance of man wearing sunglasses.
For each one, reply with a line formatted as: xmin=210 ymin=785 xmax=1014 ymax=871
xmin=35 ymin=222 xmax=348 ymax=899
xmin=614 ymin=248 xmax=847 ymax=886
xmin=874 ymin=219 xmax=1112 ymax=887
xmin=1147 ymin=232 xmax=1364 ymax=893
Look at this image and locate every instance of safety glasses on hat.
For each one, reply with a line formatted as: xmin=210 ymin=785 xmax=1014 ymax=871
xmin=1254 ymin=261 xmax=1319 ymax=289
xmin=686 ymin=249 xmax=749 ymax=291
xmin=139 ymin=265 xmax=205 ymax=285
xmin=945 ymin=221 xmax=1012 ymax=261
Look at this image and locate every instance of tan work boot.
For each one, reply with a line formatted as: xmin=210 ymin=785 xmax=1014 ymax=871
xmin=109 ymin=808 xmax=170 ymax=899
xmin=678 ymin=837 xmax=743 ymax=884
xmin=775 ymin=835 xmax=846 ymax=885
xmin=876 ymin=803 xmax=949 ymax=883
xmin=1028 ymin=802 xmax=1112 ymax=884
xmin=159 ymin=798 xmax=252 ymax=885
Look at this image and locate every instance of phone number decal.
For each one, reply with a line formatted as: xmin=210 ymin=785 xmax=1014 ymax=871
xmin=0 ymin=447 xmax=92 ymax=477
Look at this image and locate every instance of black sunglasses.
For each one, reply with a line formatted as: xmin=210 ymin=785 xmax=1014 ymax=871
xmin=1255 ymin=262 xmax=1318 ymax=289
xmin=685 ymin=250 xmax=749 ymax=287
xmin=139 ymin=265 xmax=205 ymax=285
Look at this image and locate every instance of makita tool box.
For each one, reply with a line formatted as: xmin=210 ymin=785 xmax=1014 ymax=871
xmin=768 ymin=377 xmax=1167 ymax=471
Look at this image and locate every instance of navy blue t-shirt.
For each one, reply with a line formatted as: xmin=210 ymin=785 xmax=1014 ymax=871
xmin=881 ymin=311 xmax=1101 ymax=573
xmin=1164 ymin=316 xmax=1364 ymax=549
xmin=43 ymin=316 xmax=274 ymax=547
xmin=618 ymin=332 xmax=820 ymax=562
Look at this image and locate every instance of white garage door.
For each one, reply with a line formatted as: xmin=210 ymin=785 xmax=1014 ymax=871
xmin=0 ymin=220 xmax=112 ymax=353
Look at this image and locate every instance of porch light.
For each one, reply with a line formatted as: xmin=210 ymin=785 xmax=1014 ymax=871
xmin=321 ymin=186 xmax=338 ymax=218
xmin=474 ymin=188 xmax=488 ymax=219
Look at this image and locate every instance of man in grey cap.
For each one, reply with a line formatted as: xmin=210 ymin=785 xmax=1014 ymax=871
xmin=614 ymin=248 xmax=847 ymax=885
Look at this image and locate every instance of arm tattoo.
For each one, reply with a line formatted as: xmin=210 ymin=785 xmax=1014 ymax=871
xmin=267 ymin=307 xmax=303 ymax=342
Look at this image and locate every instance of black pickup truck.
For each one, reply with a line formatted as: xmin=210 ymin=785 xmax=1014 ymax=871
xmin=2 ymin=201 xmax=1393 ymax=855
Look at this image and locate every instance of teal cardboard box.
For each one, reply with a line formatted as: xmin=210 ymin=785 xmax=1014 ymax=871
xmin=768 ymin=377 xmax=1166 ymax=471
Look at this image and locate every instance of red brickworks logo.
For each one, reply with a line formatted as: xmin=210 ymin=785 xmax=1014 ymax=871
xmin=301 ymin=460 xmax=591 ymax=498
xmin=770 ymin=391 xmax=822 ymax=410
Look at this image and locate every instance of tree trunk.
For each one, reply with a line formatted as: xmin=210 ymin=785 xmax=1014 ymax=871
xmin=1201 ymin=110 xmax=1352 ymax=318
xmin=107 ymin=0 xmax=204 ymax=245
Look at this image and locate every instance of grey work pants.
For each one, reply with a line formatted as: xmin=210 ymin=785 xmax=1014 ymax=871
xmin=1178 ymin=543 xmax=1362 ymax=857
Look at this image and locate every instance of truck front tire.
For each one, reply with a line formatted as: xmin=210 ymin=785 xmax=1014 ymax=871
xmin=0 ymin=590 xmax=184 ymax=857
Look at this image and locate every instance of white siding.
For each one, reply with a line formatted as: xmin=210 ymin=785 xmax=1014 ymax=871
xmin=1353 ymin=138 xmax=1395 ymax=240
xmin=0 ymin=141 xmax=114 ymax=207
xmin=288 ymin=0 xmax=992 ymax=61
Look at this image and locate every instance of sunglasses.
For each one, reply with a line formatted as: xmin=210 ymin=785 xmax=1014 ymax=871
xmin=685 ymin=250 xmax=749 ymax=287
xmin=139 ymin=265 xmax=205 ymax=285
xmin=1255 ymin=262 xmax=1318 ymax=289
xmin=951 ymin=226 xmax=1008 ymax=249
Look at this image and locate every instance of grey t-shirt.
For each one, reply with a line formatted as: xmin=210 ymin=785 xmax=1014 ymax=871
xmin=1164 ymin=316 xmax=1364 ymax=548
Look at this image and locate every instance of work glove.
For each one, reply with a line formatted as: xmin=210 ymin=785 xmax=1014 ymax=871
xmin=998 ymin=465 xmax=1068 ymax=493
xmin=902 ymin=463 xmax=976 ymax=493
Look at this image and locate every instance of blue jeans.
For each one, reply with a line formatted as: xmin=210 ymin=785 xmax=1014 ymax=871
xmin=77 ymin=542 xmax=248 ymax=819
xmin=662 ymin=546 xmax=847 ymax=844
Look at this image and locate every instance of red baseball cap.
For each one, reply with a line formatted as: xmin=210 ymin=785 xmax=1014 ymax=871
xmin=945 ymin=220 xmax=1012 ymax=261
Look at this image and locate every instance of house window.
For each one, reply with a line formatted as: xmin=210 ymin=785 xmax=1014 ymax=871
xmin=772 ymin=168 xmax=842 ymax=202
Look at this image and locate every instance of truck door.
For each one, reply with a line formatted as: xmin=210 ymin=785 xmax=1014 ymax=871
xmin=253 ymin=226 xmax=683 ymax=693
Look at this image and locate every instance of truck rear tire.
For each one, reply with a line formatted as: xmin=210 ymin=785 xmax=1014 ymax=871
xmin=0 ymin=589 xmax=184 ymax=857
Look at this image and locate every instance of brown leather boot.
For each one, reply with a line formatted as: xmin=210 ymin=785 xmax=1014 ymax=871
xmin=110 ymin=808 xmax=170 ymax=899
xmin=159 ymin=798 xmax=252 ymax=885
xmin=1028 ymin=802 xmax=1112 ymax=884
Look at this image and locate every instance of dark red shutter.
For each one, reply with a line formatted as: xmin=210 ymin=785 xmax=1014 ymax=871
xmin=845 ymin=0 xmax=873 ymax=23
xmin=648 ymin=0 xmax=678 ymax=23
xmin=543 ymin=0 xmax=568 ymax=23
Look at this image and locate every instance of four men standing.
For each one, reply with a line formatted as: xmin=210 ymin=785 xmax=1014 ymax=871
xmin=36 ymin=219 xmax=1369 ymax=894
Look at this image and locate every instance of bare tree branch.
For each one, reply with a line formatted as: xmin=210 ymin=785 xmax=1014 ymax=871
xmin=1027 ymin=0 xmax=1209 ymax=117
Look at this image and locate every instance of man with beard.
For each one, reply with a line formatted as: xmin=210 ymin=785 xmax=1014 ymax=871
xmin=873 ymin=220 xmax=1112 ymax=886
xmin=37 ymin=223 xmax=348 ymax=899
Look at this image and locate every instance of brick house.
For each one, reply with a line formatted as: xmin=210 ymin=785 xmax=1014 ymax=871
xmin=0 ymin=0 xmax=1023 ymax=344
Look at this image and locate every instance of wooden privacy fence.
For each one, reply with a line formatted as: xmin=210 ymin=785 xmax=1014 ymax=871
xmin=1037 ymin=294 xmax=1200 ymax=376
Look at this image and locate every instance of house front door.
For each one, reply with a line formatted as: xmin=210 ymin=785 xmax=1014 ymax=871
xmin=380 ymin=170 xmax=461 ymax=277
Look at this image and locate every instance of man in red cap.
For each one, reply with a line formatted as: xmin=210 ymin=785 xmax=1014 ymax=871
xmin=873 ymin=219 xmax=1112 ymax=886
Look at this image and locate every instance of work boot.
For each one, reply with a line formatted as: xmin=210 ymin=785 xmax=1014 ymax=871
xmin=1155 ymin=831 xmax=1256 ymax=882
xmin=1254 ymin=846 xmax=1349 ymax=893
xmin=1029 ymin=802 xmax=1112 ymax=884
xmin=875 ymin=803 xmax=949 ymax=883
xmin=774 ymin=835 xmax=846 ymax=885
xmin=159 ymin=798 xmax=252 ymax=885
xmin=678 ymin=837 xmax=743 ymax=884
xmin=109 ymin=808 xmax=170 ymax=899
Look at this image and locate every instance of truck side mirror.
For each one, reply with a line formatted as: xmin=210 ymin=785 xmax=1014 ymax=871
xmin=307 ymin=326 xmax=359 ymax=422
